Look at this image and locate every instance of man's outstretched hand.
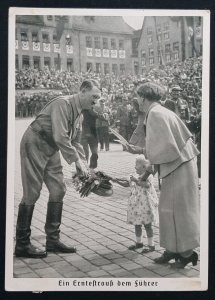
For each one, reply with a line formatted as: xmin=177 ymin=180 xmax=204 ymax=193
xmin=125 ymin=144 xmax=145 ymax=155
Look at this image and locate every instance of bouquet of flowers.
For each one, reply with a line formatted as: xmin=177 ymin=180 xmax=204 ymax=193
xmin=72 ymin=171 xmax=113 ymax=198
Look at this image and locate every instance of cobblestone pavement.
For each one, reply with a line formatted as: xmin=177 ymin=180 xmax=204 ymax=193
xmin=13 ymin=119 xmax=200 ymax=279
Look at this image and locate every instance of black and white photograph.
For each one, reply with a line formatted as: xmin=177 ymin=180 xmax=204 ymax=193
xmin=5 ymin=8 xmax=209 ymax=291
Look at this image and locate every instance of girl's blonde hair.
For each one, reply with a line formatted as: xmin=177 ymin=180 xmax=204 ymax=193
xmin=135 ymin=154 xmax=150 ymax=167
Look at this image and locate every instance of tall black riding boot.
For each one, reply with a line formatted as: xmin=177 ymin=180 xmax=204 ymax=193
xmin=45 ymin=202 xmax=76 ymax=253
xmin=15 ymin=204 xmax=47 ymax=258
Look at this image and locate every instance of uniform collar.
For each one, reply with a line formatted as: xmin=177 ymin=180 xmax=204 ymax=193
xmin=71 ymin=94 xmax=82 ymax=116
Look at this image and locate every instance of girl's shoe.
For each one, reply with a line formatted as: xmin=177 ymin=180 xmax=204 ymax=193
xmin=154 ymin=251 xmax=179 ymax=264
xmin=141 ymin=245 xmax=155 ymax=253
xmin=175 ymin=251 xmax=198 ymax=268
xmin=128 ymin=242 xmax=143 ymax=250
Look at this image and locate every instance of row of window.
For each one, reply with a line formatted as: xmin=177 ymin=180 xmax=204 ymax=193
xmin=147 ymin=22 xmax=170 ymax=35
xmin=141 ymin=42 xmax=179 ymax=57
xmin=86 ymin=36 xmax=125 ymax=50
xmin=147 ymin=32 xmax=170 ymax=43
xmin=141 ymin=52 xmax=179 ymax=66
xmin=18 ymin=31 xmax=72 ymax=44
xmin=15 ymin=54 xmax=126 ymax=74
xmin=86 ymin=62 xmax=125 ymax=74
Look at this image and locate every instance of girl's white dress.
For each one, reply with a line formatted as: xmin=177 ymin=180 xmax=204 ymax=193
xmin=127 ymin=174 xmax=158 ymax=225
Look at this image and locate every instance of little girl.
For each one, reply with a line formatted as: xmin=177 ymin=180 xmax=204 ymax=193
xmin=113 ymin=155 xmax=159 ymax=253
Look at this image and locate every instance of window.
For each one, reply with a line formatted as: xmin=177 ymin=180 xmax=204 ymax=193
xmin=148 ymin=36 xmax=153 ymax=43
xmin=32 ymin=32 xmax=39 ymax=42
xmin=164 ymin=32 xmax=170 ymax=40
xmin=44 ymin=57 xmax=51 ymax=68
xmin=111 ymin=39 xmax=117 ymax=50
xmin=119 ymin=40 xmax=124 ymax=50
xmin=112 ymin=64 xmax=118 ymax=75
xmin=158 ymin=55 xmax=162 ymax=64
xmin=47 ymin=15 xmax=53 ymax=21
xmin=173 ymin=42 xmax=179 ymax=51
xmin=166 ymin=54 xmax=171 ymax=62
xmin=42 ymin=33 xmax=49 ymax=43
xmin=15 ymin=55 xmax=19 ymax=69
xmin=156 ymin=24 xmax=161 ymax=33
xmin=141 ymin=58 xmax=146 ymax=66
xmin=104 ymin=63 xmax=110 ymax=74
xmin=157 ymin=34 xmax=162 ymax=42
xmin=149 ymin=57 xmax=154 ymax=65
xmin=53 ymin=35 xmax=57 ymax=43
xmin=147 ymin=27 xmax=153 ymax=35
xmin=157 ymin=46 xmax=162 ymax=55
xmin=165 ymin=44 xmax=171 ymax=52
xmin=20 ymin=31 xmax=28 ymax=41
xmin=94 ymin=37 xmax=100 ymax=48
xmin=149 ymin=48 xmax=154 ymax=56
xmin=86 ymin=62 xmax=93 ymax=72
xmin=22 ymin=55 xmax=29 ymax=69
xmin=86 ymin=36 xmax=92 ymax=48
xmin=103 ymin=38 xmax=108 ymax=49
xmin=164 ymin=22 xmax=169 ymax=31
xmin=141 ymin=50 xmax=146 ymax=58
xmin=67 ymin=59 xmax=73 ymax=72
xmin=33 ymin=56 xmax=40 ymax=69
xmin=120 ymin=64 xmax=125 ymax=74
xmin=54 ymin=57 xmax=60 ymax=70
xmin=96 ymin=63 xmax=101 ymax=73
xmin=65 ymin=35 xmax=72 ymax=45
xmin=174 ymin=52 xmax=179 ymax=61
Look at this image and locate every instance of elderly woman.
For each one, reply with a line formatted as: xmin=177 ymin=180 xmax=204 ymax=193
xmin=126 ymin=82 xmax=200 ymax=268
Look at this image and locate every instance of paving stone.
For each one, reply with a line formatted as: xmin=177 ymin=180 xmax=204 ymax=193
xmin=14 ymin=267 xmax=34 ymax=275
xmin=34 ymin=267 xmax=61 ymax=278
xmin=90 ymin=258 xmax=111 ymax=266
xmin=87 ymin=270 xmax=109 ymax=277
xmin=15 ymin=272 xmax=40 ymax=278
xmin=64 ymin=271 xmax=87 ymax=278
xmin=132 ymin=268 xmax=161 ymax=278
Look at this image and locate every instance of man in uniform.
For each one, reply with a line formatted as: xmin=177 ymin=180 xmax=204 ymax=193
xmin=164 ymin=85 xmax=190 ymax=123
xmin=15 ymin=79 xmax=101 ymax=258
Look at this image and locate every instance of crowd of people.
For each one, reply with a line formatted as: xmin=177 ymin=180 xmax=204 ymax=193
xmin=15 ymin=56 xmax=202 ymax=122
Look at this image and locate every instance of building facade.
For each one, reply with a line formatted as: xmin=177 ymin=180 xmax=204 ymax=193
xmin=15 ymin=15 xmax=134 ymax=75
xmin=137 ymin=16 xmax=203 ymax=73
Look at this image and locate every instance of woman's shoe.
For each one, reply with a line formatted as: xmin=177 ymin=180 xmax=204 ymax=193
xmin=154 ymin=251 xmax=179 ymax=264
xmin=128 ymin=242 xmax=143 ymax=250
xmin=141 ymin=245 xmax=155 ymax=253
xmin=175 ymin=251 xmax=198 ymax=268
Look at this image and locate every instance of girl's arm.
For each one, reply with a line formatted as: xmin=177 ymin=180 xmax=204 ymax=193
xmin=111 ymin=177 xmax=130 ymax=187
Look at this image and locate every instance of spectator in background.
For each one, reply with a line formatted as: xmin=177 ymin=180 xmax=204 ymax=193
xmin=81 ymin=107 xmax=106 ymax=169
xmin=116 ymin=96 xmax=133 ymax=149
xmin=164 ymin=85 xmax=190 ymax=123
xmin=95 ymin=99 xmax=111 ymax=151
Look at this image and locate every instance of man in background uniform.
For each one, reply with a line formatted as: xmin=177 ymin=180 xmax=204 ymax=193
xmin=164 ymin=85 xmax=190 ymax=123
xmin=15 ymin=80 xmax=101 ymax=258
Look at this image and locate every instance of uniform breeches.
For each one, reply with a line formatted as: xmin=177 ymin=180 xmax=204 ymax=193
xmin=20 ymin=127 xmax=66 ymax=205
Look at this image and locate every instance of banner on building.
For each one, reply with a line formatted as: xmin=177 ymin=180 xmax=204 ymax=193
xmin=95 ymin=49 xmax=101 ymax=57
xmin=195 ymin=26 xmax=202 ymax=39
xmin=21 ymin=41 xmax=29 ymax=50
xmin=119 ymin=50 xmax=125 ymax=59
xmin=103 ymin=49 xmax=109 ymax=58
xmin=86 ymin=48 xmax=93 ymax=56
xmin=54 ymin=43 xmax=60 ymax=53
xmin=188 ymin=26 xmax=194 ymax=42
xmin=15 ymin=40 xmax=18 ymax=49
xmin=43 ymin=43 xmax=51 ymax=52
xmin=111 ymin=50 xmax=117 ymax=58
xmin=33 ymin=42 xmax=40 ymax=51
xmin=66 ymin=45 xmax=73 ymax=54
